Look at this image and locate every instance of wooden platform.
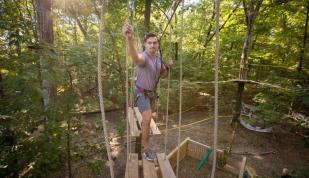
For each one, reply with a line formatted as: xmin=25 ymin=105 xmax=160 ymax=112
xmin=125 ymin=152 xmax=176 ymax=178
xmin=167 ymin=137 xmax=247 ymax=177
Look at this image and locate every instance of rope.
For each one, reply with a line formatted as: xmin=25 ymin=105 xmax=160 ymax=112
xmin=126 ymin=0 xmax=136 ymax=164
xmin=160 ymin=79 xmax=292 ymax=91
xmin=129 ymin=60 xmax=134 ymax=154
xmin=176 ymin=0 xmax=184 ymax=176
xmin=126 ymin=0 xmax=132 ymax=163
xmin=164 ymin=2 xmax=173 ymax=159
xmin=97 ymin=0 xmax=114 ymax=177
xmin=211 ymin=0 xmax=220 ymax=177
xmin=155 ymin=81 xmax=160 ymax=124
xmin=162 ymin=115 xmax=231 ymax=133
xmin=100 ymin=115 xmax=232 ymax=142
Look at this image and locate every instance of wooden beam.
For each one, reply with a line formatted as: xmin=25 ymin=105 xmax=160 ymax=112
xmin=125 ymin=153 xmax=139 ymax=178
xmin=157 ymin=153 xmax=176 ymax=178
xmin=134 ymin=107 xmax=161 ymax=135
xmin=133 ymin=107 xmax=142 ymax=127
xmin=238 ymin=157 xmax=247 ymax=178
xmin=167 ymin=137 xmax=190 ymax=168
xmin=143 ymin=156 xmax=158 ymax=178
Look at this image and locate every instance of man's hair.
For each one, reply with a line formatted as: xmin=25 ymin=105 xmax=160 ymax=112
xmin=143 ymin=33 xmax=158 ymax=43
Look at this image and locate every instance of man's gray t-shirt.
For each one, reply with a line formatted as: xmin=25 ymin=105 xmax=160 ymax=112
xmin=136 ymin=51 xmax=163 ymax=91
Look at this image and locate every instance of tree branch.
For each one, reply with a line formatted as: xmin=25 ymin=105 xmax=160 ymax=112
xmin=243 ymin=0 xmax=249 ymax=25
xmin=253 ymin=0 xmax=264 ymax=21
xmin=68 ymin=7 xmax=87 ymax=37
xmin=204 ymin=3 xmax=240 ymax=48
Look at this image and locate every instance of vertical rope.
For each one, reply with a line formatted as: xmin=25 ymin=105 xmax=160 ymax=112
xmin=211 ymin=0 xmax=220 ymax=177
xmin=97 ymin=0 xmax=114 ymax=177
xmin=164 ymin=3 xmax=173 ymax=159
xmin=129 ymin=60 xmax=135 ymax=155
xmin=155 ymin=80 xmax=160 ymax=123
xmin=125 ymin=43 xmax=130 ymax=160
xmin=176 ymin=0 xmax=184 ymax=176
xmin=126 ymin=0 xmax=132 ymax=162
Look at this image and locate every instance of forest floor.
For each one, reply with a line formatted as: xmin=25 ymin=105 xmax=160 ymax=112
xmin=53 ymin=108 xmax=309 ymax=178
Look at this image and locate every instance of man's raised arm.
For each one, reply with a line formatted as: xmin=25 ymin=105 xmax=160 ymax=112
xmin=123 ymin=22 xmax=145 ymax=65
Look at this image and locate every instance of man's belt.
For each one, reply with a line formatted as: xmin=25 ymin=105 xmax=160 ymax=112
xmin=136 ymin=85 xmax=152 ymax=93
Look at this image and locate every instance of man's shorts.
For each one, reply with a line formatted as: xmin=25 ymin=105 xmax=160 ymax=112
xmin=135 ymin=86 xmax=157 ymax=113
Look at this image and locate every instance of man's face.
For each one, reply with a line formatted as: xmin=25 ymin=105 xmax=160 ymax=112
xmin=144 ymin=37 xmax=159 ymax=54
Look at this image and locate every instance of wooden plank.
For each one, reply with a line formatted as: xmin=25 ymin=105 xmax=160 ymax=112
xmin=150 ymin=119 xmax=161 ymax=134
xmin=238 ymin=157 xmax=247 ymax=178
xmin=134 ymin=107 xmax=161 ymax=135
xmin=143 ymin=156 xmax=158 ymax=178
xmin=128 ymin=107 xmax=140 ymax=137
xmin=167 ymin=137 xmax=190 ymax=168
xmin=157 ymin=153 xmax=177 ymax=178
xmin=133 ymin=107 xmax=143 ymax=126
xmin=125 ymin=153 xmax=139 ymax=178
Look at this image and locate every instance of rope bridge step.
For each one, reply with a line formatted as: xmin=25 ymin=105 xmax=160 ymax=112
xmin=133 ymin=107 xmax=161 ymax=135
xmin=157 ymin=153 xmax=177 ymax=178
xmin=143 ymin=156 xmax=158 ymax=178
xmin=128 ymin=107 xmax=161 ymax=137
xmin=125 ymin=153 xmax=139 ymax=178
xmin=128 ymin=107 xmax=140 ymax=137
xmin=125 ymin=152 xmax=176 ymax=178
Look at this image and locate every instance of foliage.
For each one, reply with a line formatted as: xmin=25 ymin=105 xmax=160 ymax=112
xmin=294 ymin=166 xmax=309 ymax=178
xmin=1 ymin=0 xmax=309 ymax=176
xmin=116 ymin=119 xmax=127 ymax=138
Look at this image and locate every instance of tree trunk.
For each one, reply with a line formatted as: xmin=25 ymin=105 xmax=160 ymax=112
xmin=35 ymin=0 xmax=56 ymax=132
xmin=67 ymin=69 xmax=73 ymax=178
xmin=36 ymin=0 xmax=54 ymax=44
xmin=0 ymin=72 xmax=4 ymax=99
xmin=298 ymin=0 xmax=309 ymax=73
xmin=174 ymin=13 xmax=178 ymax=61
xmin=144 ymin=0 xmax=151 ymax=33
xmin=232 ymin=0 xmax=263 ymax=123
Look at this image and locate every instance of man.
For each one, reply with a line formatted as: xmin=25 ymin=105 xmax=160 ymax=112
xmin=123 ymin=22 xmax=172 ymax=161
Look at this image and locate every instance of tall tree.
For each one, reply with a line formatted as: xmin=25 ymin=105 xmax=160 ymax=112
xmin=232 ymin=0 xmax=264 ymax=123
xmin=144 ymin=0 xmax=151 ymax=33
xmin=298 ymin=0 xmax=309 ymax=73
xmin=35 ymin=0 xmax=56 ymax=123
xmin=36 ymin=0 xmax=54 ymax=44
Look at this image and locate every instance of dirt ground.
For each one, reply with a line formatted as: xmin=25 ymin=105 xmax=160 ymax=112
xmin=53 ymin=108 xmax=309 ymax=178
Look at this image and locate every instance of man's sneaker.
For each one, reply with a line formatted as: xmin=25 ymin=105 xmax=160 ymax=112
xmin=143 ymin=148 xmax=156 ymax=161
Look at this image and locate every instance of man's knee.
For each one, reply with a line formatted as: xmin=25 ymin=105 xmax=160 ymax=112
xmin=142 ymin=109 xmax=152 ymax=124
